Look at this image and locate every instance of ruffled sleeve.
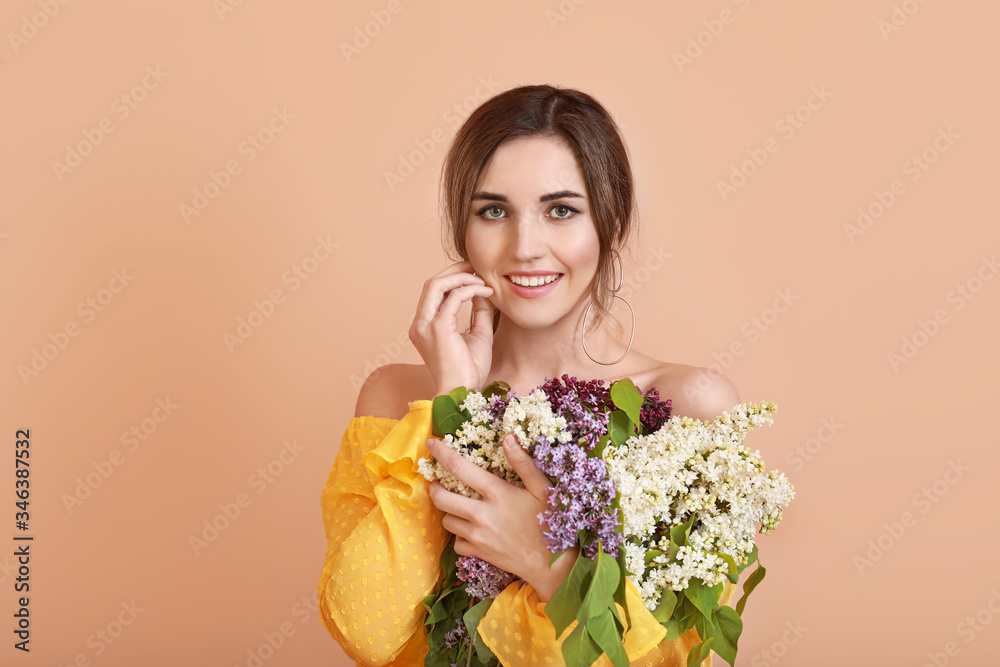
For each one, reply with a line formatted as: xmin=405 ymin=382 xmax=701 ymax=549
xmin=477 ymin=577 xmax=739 ymax=666
xmin=317 ymin=400 xmax=449 ymax=666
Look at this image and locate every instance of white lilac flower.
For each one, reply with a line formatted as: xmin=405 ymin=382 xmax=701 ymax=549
xmin=604 ymin=402 xmax=794 ymax=607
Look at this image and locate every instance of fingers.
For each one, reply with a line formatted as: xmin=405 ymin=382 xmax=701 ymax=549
xmin=428 ymin=479 xmax=478 ymax=521
xmin=502 ymin=434 xmax=552 ymax=499
xmin=412 ymin=268 xmax=491 ymax=332
xmin=426 ymin=438 xmax=498 ymax=500
xmin=469 ymin=294 xmax=496 ymax=337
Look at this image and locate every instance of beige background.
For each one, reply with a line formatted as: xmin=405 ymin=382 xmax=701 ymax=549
xmin=2 ymin=1 xmax=998 ymax=665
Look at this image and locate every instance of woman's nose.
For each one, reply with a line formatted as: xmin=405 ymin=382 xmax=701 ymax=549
xmin=510 ymin=217 xmax=546 ymax=261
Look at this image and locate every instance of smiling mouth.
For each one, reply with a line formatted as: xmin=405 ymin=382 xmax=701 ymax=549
xmin=505 ymin=273 xmax=562 ymax=287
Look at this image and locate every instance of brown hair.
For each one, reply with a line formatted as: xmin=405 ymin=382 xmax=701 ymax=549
xmin=439 ymin=84 xmax=637 ymax=339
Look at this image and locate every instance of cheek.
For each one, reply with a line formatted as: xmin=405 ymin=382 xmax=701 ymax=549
xmin=466 ymin=226 xmax=499 ymax=273
xmin=561 ymin=232 xmax=601 ymax=276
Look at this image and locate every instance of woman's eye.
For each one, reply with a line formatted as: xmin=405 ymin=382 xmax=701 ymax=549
xmin=550 ymin=204 xmax=577 ymax=219
xmin=480 ymin=205 xmax=505 ymax=219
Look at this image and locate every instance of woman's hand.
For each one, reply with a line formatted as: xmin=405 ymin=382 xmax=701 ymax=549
xmin=409 ymin=260 xmax=496 ymax=394
xmin=426 ymin=433 xmax=579 ymax=602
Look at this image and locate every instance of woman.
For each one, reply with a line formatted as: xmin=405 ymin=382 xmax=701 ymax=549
xmin=319 ymin=85 xmax=740 ymax=666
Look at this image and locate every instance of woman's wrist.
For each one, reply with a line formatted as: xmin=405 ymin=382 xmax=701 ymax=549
xmin=526 ymin=546 xmax=580 ymax=603
xmin=435 ymin=382 xmax=477 ymax=397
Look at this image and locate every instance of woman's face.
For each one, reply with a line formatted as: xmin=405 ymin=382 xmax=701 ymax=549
xmin=465 ymin=134 xmax=601 ymax=330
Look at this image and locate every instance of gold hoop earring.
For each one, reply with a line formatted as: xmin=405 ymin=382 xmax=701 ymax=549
xmin=581 ymin=249 xmax=635 ymax=366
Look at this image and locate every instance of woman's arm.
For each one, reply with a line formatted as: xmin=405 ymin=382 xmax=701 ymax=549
xmin=317 ymin=401 xmax=448 ymax=666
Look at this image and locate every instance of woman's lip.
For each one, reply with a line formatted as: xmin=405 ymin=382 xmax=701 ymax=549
xmin=504 ymin=274 xmax=561 ymax=298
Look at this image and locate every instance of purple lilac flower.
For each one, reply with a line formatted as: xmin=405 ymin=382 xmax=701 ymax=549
xmin=533 ymin=435 xmax=623 ymax=558
xmin=456 ymin=555 xmax=518 ymax=600
xmin=485 ymin=392 xmax=510 ymax=423
xmin=443 ymin=618 xmax=470 ymax=650
xmin=539 ymin=374 xmax=610 ymax=451
xmin=636 ymin=385 xmax=672 ymax=434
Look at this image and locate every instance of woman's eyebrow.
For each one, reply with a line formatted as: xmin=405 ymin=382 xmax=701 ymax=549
xmin=471 ymin=191 xmax=507 ymax=201
xmin=470 ymin=190 xmax=585 ymax=202
xmin=539 ymin=190 xmax=584 ymax=202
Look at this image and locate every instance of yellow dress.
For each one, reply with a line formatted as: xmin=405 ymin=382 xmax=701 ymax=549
xmin=318 ymin=399 xmax=737 ymax=667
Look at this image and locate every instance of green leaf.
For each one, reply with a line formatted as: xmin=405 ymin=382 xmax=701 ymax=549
xmin=463 ymin=597 xmax=497 ymax=663
xmin=593 ymin=431 xmax=611 ymax=459
xmin=425 ymin=599 xmax=448 ymax=625
xmin=736 ymin=543 xmax=758 ymax=576
xmin=480 ymin=380 xmax=510 ymax=400
xmin=683 ymin=578 xmax=722 ymax=618
xmin=587 ymin=610 xmax=629 ymax=667
xmin=581 ymin=548 xmax=620 ymax=621
xmin=545 ymin=550 xmax=591 ymax=637
xmin=708 ymin=550 xmax=739 ymax=576
xmin=447 ymin=385 xmax=469 ymax=405
xmin=651 ymin=588 xmax=678 ymax=623
xmin=685 ymin=638 xmax=715 ymax=667
xmin=668 ymin=515 xmax=695 ymax=561
xmin=711 ymin=606 xmax=744 ymax=666
xmin=432 ymin=389 xmax=470 ymax=437
xmin=610 ymin=378 xmax=643 ymax=425
xmin=614 ymin=545 xmax=632 ymax=633
xmin=608 ymin=409 xmax=635 ymax=447
xmin=662 ymin=618 xmax=684 ymax=640
xmin=440 ymin=539 xmax=459 ymax=582
xmin=550 ymin=548 xmax=566 ymax=567
xmin=694 ymin=613 xmax=718 ymax=653
xmin=735 ymin=560 xmax=767 ymax=617
xmin=561 ymin=623 xmax=603 ymax=667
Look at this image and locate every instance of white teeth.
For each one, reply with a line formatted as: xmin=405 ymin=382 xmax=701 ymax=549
xmin=508 ymin=274 xmax=559 ymax=287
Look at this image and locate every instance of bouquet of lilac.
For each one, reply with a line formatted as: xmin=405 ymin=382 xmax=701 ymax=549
xmin=418 ymin=375 xmax=793 ymax=667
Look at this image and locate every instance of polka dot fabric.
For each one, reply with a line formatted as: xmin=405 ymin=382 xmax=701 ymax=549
xmin=478 ymin=577 xmax=737 ymax=666
xmin=318 ymin=399 xmax=739 ymax=666
xmin=318 ymin=400 xmax=446 ymax=666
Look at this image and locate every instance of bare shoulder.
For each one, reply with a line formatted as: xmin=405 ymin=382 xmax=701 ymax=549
xmin=353 ymin=363 xmax=437 ymax=420
xmin=647 ymin=361 xmax=741 ymax=421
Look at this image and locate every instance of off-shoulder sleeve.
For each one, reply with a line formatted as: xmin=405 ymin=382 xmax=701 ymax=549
xmin=477 ymin=577 xmax=739 ymax=667
xmin=317 ymin=400 xmax=449 ymax=666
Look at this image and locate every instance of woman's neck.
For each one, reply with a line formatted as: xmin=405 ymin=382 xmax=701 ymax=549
xmin=486 ymin=307 xmax=632 ymax=391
